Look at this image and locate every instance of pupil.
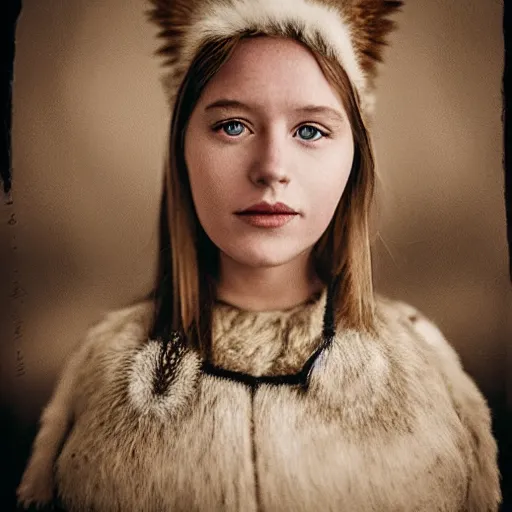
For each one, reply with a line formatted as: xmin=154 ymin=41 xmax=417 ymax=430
xmin=226 ymin=122 xmax=242 ymax=135
xmin=301 ymin=126 xmax=315 ymax=139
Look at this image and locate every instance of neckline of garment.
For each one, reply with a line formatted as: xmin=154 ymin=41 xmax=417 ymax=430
xmin=203 ymin=282 xmax=336 ymax=387
xmin=213 ymin=286 xmax=327 ymax=315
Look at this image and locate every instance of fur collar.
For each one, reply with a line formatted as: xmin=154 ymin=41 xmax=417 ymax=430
xmin=210 ymin=287 xmax=326 ymax=376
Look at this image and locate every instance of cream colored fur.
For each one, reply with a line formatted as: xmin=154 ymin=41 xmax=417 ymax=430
xmin=182 ymin=0 xmax=367 ymax=106
xmin=17 ymin=291 xmax=501 ymax=511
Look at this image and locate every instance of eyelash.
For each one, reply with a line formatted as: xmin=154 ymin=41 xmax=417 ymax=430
xmin=212 ymin=120 xmax=330 ymax=142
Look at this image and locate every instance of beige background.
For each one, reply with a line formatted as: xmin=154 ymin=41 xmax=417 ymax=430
xmin=1 ymin=0 xmax=509 ymax=425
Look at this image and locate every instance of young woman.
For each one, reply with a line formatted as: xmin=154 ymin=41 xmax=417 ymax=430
xmin=17 ymin=0 xmax=501 ymax=510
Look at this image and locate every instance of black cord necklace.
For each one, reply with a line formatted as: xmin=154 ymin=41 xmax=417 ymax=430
xmin=201 ymin=281 xmax=336 ymax=390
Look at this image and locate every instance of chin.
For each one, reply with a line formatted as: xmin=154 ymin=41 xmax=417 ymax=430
xmin=221 ymin=242 xmax=310 ymax=269
xmin=238 ymin=254 xmax=292 ymax=269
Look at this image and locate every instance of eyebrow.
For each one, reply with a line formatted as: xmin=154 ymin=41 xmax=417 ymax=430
xmin=204 ymin=99 xmax=346 ymax=124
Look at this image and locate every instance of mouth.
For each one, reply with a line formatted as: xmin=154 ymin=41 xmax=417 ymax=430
xmin=236 ymin=211 xmax=298 ymax=216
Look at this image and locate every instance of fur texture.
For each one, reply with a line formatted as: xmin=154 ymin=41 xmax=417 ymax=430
xmin=146 ymin=0 xmax=404 ymax=114
xmin=17 ymin=289 xmax=501 ymax=511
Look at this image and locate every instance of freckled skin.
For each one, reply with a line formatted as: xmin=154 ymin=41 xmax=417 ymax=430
xmin=184 ymin=37 xmax=354 ymax=305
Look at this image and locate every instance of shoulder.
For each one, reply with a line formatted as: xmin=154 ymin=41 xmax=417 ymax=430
xmin=374 ymin=293 xmax=464 ymax=370
xmin=374 ymin=294 xmax=477 ymax=392
xmin=373 ymin=294 xmax=502 ymax=510
xmin=87 ymin=299 xmax=155 ymax=339
xmin=82 ymin=299 xmax=155 ymax=353
xmin=50 ymin=299 xmax=155 ymax=385
xmin=58 ymin=299 xmax=157 ymax=397
xmin=373 ymin=293 xmax=486 ymax=403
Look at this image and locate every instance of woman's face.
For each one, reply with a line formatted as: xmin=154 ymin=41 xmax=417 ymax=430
xmin=184 ymin=36 xmax=354 ymax=270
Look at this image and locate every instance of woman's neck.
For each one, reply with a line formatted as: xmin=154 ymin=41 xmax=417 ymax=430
xmin=215 ymin=250 xmax=325 ymax=312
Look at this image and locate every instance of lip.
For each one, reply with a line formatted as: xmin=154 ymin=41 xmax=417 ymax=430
xmin=236 ymin=213 xmax=296 ymax=228
xmin=236 ymin=201 xmax=298 ymax=214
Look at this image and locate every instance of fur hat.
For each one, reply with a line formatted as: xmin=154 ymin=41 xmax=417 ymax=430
xmin=147 ymin=0 xmax=403 ymax=116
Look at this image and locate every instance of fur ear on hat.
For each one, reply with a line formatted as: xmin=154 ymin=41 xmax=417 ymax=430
xmin=146 ymin=0 xmax=403 ymax=114
xmin=347 ymin=0 xmax=403 ymax=90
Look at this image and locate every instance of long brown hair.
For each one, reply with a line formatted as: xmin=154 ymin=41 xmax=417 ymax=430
xmin=148 ymin=33 xmax=378 ymax=357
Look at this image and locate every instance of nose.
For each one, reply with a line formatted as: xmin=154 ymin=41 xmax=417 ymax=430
xmin=248 ymin=132 xmax=291 ymax=188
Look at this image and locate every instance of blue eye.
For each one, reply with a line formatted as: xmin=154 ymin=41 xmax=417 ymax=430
xmin=296 ymin=125 xmax=325 ymax=141
xmin=221 ymin=121 xmax=245 ymax=137
xmin=214 ymin=121 xmax=327 ymax=141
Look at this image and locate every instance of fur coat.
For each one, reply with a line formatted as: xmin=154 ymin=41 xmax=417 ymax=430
xmin=17 ymin=288 xmax=501 ymax=511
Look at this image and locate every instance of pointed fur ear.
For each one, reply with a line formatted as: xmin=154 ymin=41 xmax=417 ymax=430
xmin=347 ymin=0 xmax=404 ymax=86
xmin=145 ymin=0 xmax=196 ymax=68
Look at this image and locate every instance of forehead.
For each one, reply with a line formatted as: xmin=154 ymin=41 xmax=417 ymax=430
xmin=197 ymin=36 xmax=344 ymax=111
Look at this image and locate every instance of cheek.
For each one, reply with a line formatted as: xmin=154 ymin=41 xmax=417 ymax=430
xmin=304 ymin=143 xmax=354 ymax=227
xmin=304 ymin=178 xmax=346 ymax=239
xmin=185 ymin=135 xmax=252 ymax=242
xmin=186 ymin=133 xmax=235 ymax=213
